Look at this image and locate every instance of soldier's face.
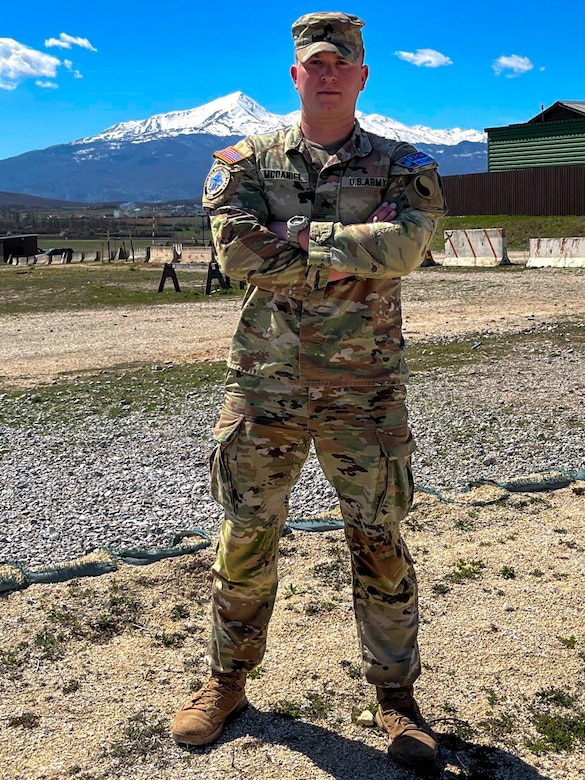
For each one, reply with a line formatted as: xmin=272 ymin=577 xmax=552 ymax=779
xmin=291 ymin=51 xmax=368 ymax=121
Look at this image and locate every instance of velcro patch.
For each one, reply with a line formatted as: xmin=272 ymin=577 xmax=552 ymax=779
xmin=213 ymin=146 xmax=247 ymax=165
xmin=395 ymin=151 xmax=436 ymax=170
xmin=204 ymin=166 xmax=231 ymax=198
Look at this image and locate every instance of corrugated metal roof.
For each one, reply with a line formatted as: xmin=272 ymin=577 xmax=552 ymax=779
xmin=485 ymin=101 xmax=585 ymax=132
xmin=560 ymin=101 xmax=585 ymax=115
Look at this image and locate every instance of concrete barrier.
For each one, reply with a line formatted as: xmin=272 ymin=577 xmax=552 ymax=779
xmin=180 ymin=246 xmax=212 ymax=264
xmin=148 ymin=246 xmax=179 ymax=265
xmin=527 ymin=237 xmax=585 ymax=268
xmin=70 ymin=252 xmax=84 ymax=263
xmin=127 ymin=248 xmax=149 ymax=262
xmin=443 ymin=228 xmax=510 ymax=266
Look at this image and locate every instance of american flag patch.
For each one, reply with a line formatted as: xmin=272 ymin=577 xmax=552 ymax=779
xmin=214 ymin=146 xmax=246 ymax=164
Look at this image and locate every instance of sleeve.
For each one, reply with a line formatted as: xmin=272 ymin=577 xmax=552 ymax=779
xmin=203 ymin=140 xmax=312 ymax=300
xmin=307 ymin=144 xmax=448 ymax=285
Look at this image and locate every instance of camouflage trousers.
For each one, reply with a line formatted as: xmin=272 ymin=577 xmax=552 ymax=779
xmin=206 ymin=371 xmax=421 ymax=688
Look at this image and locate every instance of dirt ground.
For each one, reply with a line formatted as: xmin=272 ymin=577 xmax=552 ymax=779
xmin=1 ymin=259 xmax=584 ymax=389
xmin=1 ymin=261 xmax=585 ymax=779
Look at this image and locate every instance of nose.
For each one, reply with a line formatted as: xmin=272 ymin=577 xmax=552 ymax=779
xmin=320 ymin=64 xmax=337 ymax=81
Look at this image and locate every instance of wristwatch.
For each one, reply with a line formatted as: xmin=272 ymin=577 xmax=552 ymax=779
xmin=286 ymin=215 xmax=310 ymax=246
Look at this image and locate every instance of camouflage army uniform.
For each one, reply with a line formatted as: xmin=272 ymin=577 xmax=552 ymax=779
xmin=202 ymin=121 xmax=446 ymax=688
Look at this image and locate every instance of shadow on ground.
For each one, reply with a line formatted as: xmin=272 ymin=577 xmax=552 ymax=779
xmin=179 ymin=705 xmax=553 ymax=780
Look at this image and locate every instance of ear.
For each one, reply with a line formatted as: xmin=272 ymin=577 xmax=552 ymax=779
xmin=360 ymin=64 xmax=369 ymax=91
xmin=290 ymin=63 xmax=298 ymax=89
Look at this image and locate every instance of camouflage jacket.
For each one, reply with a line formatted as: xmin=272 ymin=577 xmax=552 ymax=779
xmin=202 ymin=121 xmax=446 ymax=386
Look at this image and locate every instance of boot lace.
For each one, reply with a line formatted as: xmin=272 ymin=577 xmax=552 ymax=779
xmin=187 ymin=672 xmax=245 ymax=711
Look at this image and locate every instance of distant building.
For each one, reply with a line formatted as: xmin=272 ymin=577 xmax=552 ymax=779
xmin=486 ymin=101 xmax=585 ymax=171
xmin=0 ymin=234 xmax=39 ymax=263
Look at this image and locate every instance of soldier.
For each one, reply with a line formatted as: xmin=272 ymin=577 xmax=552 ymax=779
xmin=172 ymin=11 xmax=447 ymax=772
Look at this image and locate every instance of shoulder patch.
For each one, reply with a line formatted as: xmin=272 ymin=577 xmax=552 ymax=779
xmin=204 ymin=166 xmax=231 ymax=198
xmin=395 ymin=151 xmax=436 ymax=170
xmin=213 ymin=146 xmax=248 ymax=165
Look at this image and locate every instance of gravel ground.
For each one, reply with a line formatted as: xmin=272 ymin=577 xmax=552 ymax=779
xmin=1 ymin=265 xmax=585 ymax=569
xmin=1 ymin=334 xmax=584 ymax=569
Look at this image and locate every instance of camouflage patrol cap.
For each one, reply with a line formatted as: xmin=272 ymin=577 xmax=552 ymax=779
xmin=292 ymin=12 xmax=365 ymax=63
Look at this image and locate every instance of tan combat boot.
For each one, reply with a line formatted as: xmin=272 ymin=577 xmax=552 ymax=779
xmin=375 ymin=686 xmax=438 ymax=770
xmin=171 ymin=670 xmax=248 ymax=746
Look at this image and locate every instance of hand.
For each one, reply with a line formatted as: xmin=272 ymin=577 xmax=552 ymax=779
xmin=267 ymin=220 xmax=287 ymax=239
xmin=267 ymin=220 xmax=310 ymax=252
xmin=367 ymin=201 xmax=398 ymax=223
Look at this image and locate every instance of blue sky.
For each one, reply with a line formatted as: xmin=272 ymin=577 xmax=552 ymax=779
xmin=0 ymin=0 xmax=579 ymax=160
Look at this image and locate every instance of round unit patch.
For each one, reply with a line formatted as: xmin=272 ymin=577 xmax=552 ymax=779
xmin=204 ymin=166 xmax=230 ymax=199
xmin=413 ymin=173 xmax=437 ymax=199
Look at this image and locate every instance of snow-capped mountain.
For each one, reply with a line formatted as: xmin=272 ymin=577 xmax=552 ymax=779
xmin=78 ymin=91 xmax=485 ymax=148
xmin=0 ymin=92 xmax=487 ymax=203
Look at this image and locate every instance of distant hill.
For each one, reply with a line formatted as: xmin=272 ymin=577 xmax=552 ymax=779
xmin=0 ymin=93 xmax=487 ymax=204
xmin=0 ymin=191 xmax=87 ymax=208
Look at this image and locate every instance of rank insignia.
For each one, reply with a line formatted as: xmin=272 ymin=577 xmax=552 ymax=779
xmin=395 ymin=151 xmax=436 ymax=169
xmin=204 ymin=166 xmax=231 ymax=198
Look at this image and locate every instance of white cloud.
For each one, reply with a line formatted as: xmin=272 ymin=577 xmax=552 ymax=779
xmin=36 ymin=80 xmax=58 ymax=89
xmin=44 ymin=33 xmax=97 ymax=52
xmin=493 ymin=54 xmax=533 ymax=77
xmin=0 ymin=38 xmax=61 ymax=90
xmin=395 ymin=48 xmax=453 ymax=68
xmin=63 ymin=59 xmax=83 ymax=79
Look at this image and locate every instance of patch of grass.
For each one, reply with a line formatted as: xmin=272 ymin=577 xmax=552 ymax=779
xmin=340 ymin=660 xmax=362 ymax=679
xmin=273 ymin=692 xmax=333 ymax=721
xmin=525 ymin=711 xmax=585 ymax=755
xmin=0 ymin=649 xmax=21 ymax=670
xmin=108 ymin=711 xmax=167 ymax=759
xmin=0 ymin=263 xmax=244 ymax=316
xmin=108 ymin=582 xmax=141 ymax=616
xmin=170 ymin=603 xmax=190 ymax=621
xmin=500 ymin=565 xmax=516 ymax=580
xmin=8 ymin=711 xmax=41 ymax=729
xmin=311 ymin=559 xmax=350 ymax=588
xmin=34 ymin=628 xmax=59 ymax=659
xmin=63 ymin=679 xmax=80 ymax=694
xmin=273 ymin=698 xmax=304 ymax=719
xmin=406 ymin=318 xmax=585 ymax=376
xmin=305 ymin=600 xmax=338 ymax=616
xmin=557 ymin=634 xmax=577 ymax=649
xmin=283 ymin=583 xmax=308 ymax=599
xmin=247 ymin=666 xmax=265 ymax=680
xmin=153 ymin=630 xmax=185 ymax=647
xmin=0 ymin=360 xmax=226 ymax=423
xmin=430 ymin=214 xmax=585 ymax=253
xmin=446 ymin=558 xmax=486 ymax=584
xmin=454 ymin=515 xmax=476 ymax=531
xmin=536 ymin=687 xmax=574 ymax=707
xmin=481 ymin=711 xmax=518 ymax=744
xmin=432 ymin=582 xmax=452 ymax=596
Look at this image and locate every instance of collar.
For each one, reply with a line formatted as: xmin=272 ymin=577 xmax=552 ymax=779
xmin=284 ymin=120 xmax=372 ymax=160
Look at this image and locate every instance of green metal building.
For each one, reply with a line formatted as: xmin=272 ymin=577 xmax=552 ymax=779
xmin=486 ymin=101 xmax=585 ymax=171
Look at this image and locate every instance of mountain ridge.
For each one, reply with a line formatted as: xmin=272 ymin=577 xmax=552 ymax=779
xmin=0 ymin=93 xmax=487 ymax=203
xmin=76 ymin=91 xmax=486 ymax=148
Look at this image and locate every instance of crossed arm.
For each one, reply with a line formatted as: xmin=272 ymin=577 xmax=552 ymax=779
xmin=267 ymin=200 xmax=399 ymax=281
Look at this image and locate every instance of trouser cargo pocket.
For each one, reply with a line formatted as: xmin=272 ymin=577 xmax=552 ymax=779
xmin=210 ymin=412 xmax=244 ymax=514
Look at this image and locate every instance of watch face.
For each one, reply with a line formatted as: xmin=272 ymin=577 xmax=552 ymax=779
xmin=290 ymin=216 xmax=306 ymax=226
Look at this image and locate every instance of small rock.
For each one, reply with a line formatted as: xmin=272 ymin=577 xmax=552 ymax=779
xmin=356 ymin=710 xmax=375 ymax=727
